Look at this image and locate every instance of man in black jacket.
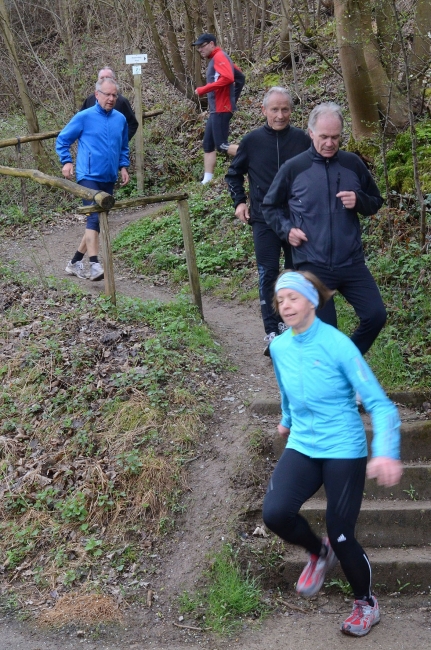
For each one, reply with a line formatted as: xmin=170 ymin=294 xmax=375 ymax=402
xmin=225 ymin=87 xmax=310 ymax=353
xmin=80 ymin=67 xmax=138 ymax=142
xmin=262 ymin=102 xmax=386 ymax=355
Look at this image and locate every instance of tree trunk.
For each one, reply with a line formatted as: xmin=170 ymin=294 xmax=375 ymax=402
xmin=188 ymin=0 xmax=204 ymax=37
xmin=55 ymin=0 xmax=79 ymax=111
xmin=0 ymin=0 xmax=52 ymax=170
xmin=294 ymin=0 xmax=311 ymax=34
xmin=392 ymin=0 xmax=427 ymax=247
xmin=232 ymin=0 xmax=245 ymax=52
xmin=183 ymin=3 xmax=203 ymax=89
xmin=359 ymin=0 xmax=408 ymax=130
xmin=280 ymin=0 xmax=292 ymax=64
xmin=333 ymin=0 xmax=380 ymax=138
xmin=257 ymin=0 xmax=267 ymax=58
xmin=206 ymin=0 xmax=216 ymax=35
xmin=140 ymin=0 xmax=198 ymax=104
xmin=409 ymin=0 xmax=431 ymax=103
xmin=158 ymin=0 xmax=187 ymax=87
xmin=375 ymin=0 xmax=400 ymax=78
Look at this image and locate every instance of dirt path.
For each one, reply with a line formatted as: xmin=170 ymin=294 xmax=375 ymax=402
xmin=1 ymin=209 xmax=431 ymax=649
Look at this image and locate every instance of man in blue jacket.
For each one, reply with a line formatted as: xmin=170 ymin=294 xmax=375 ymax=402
xmin=225 ymin=87 xmax=310 ymax=354
xmin=56 ymin=78 xmax=129 ymax=281
xmin=262 ymin=102 xmax=386 ymax=355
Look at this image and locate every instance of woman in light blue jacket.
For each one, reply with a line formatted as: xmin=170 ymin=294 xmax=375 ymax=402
xmin=262 ymin=270 xmax=402 ymax=638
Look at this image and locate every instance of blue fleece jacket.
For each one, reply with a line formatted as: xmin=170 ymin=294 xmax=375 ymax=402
xmin=56 ymin=103 xmax=129 ymax=183
xmin=270 ymin=318 xmax=400 ymax=459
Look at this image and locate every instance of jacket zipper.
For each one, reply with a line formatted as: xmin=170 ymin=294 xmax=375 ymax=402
xmin=336 ymin=172 xmax=340 ymax=201
xmin=326 ymin=160 xmax=333 ymax=270
xmin=299 ymin=340 xmax=315 ymax=451
xmin=276 ymin=131 xmax=280 ymax=170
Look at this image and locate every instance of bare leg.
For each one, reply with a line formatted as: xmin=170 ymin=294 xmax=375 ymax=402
xmin=227 ymin=143 xmax=238 ymax=156
xmin=77 ymin=233 xmax=87 ymax=255
xmin=84 ymin=229 xmax=99 ymax=257
xmin=204 ymin=151 xmax=217 ymax=174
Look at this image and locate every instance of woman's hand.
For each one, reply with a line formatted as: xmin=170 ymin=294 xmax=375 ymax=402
xmin=277 ymin=424 xmax=290 ymax=439
xmin=366 ymin=456 xmax=403 ymax=487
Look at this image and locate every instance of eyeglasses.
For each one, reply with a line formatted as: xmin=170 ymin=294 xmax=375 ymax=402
xmin=97 ymin=90 xmax=118 ymax=99
xmin=197 ymin=43 xmax=210 ymax=51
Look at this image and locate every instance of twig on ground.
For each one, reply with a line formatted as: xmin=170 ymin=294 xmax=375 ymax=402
xmin=173 ymin=622 xmax=211 ymax=631
xmin=277 ymin=598 xmax=309 ymax=613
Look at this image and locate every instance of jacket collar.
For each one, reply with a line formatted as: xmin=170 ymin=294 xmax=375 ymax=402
xmin=95 ymin=101 xmax=113 ymax=115
xmin=290 ymin=315 xmax=320 ymax=341
xmin=309 ymin=142 xmax=339 ymax=163
xmin=263 ymin=123 xmax=291 ymax=136
xmin=208 ymin=46 xmax=222 ymax=59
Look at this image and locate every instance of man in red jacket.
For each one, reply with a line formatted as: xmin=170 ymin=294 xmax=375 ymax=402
xmin=193 ymin=33 xmax=244 ymax=184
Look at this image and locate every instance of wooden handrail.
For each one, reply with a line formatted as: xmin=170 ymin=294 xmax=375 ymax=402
xmin=75 ymin=193 xmax=188 ymax=213
xmin=0 ymin=131 xmax=60 ymax=148
xmin=0 ymin=164 xmax=114 ymax=209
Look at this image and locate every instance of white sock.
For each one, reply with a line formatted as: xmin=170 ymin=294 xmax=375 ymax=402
xmin=201 ymin=172 xmax=213 ymax=185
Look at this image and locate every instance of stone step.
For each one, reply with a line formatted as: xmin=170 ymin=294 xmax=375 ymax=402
xmin=259 ymin=405 xmax=431 ymax=462
xmin=281 ymin=545 xmax=431 ymax=594
xmin=364 ymin=464 xmax=431 ymax=500
xmin=309 ymin=464 xmax=431 ymax=500
xmin=301 ymin=498 xmax=431 ymax=547
xmin=364 ymin=420 xmax=431 ymax=462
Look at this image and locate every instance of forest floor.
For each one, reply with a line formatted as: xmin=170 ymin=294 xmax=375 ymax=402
xmin=1 ymin=206 xmax=431 ymax=649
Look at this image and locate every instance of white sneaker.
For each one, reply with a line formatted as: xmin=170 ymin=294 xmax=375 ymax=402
xmin=89 ymin=262 xmax=104 ymax=281
xmin=263 ymin=332 xmax=277 ymax=358
xmin=65 ymin=260 xmax=87 ymax=279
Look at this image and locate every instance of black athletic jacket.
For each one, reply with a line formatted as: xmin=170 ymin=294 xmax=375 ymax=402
xmin=225 ymin=123 xmax=311 ymax=223
xmin=80 ymin=94 xmax=138 ymax=141
xmin=262 ymin=145 xmax=384 ymax=268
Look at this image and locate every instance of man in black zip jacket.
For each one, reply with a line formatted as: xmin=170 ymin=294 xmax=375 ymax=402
xmin=262 ymin=102 xmax=386 ymax=356
xmin=225 ymin=87 xmax=310 ymax=353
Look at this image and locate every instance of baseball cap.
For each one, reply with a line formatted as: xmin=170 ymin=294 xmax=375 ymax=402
xmin=192 ymin=33 xmax=217 ymax=47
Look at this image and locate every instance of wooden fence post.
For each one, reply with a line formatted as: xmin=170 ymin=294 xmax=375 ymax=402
xmin=177 ymin=199 xmax=203 ymax=319
xmin=14 ymin=141 xmax=28 ymax=215
xmin=99 ymin=211 xmax=116 ymax=305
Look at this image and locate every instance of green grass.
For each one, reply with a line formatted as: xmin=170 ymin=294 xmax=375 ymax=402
xmin=179 ymin=545 xmax=266 ymax=634
xmin=112 ymin=187 xmax=255 ymax=291
xmin=325 ymin=577 xmax=354 ymax=597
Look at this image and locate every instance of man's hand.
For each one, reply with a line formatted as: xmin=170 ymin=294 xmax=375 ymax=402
xmin=336 ymin=190 xmax=357 ymax=209
xmin=289 ymin=227 xmax=308 ymax=247
xmin=235 ymin=203 xmax=250 ymax=224
xmin=277 ymin=424 xmax=290 ymax=439
xmin=120 ymin=167 xmax=129 ymax=186
xmin=62 ymin=163 xmax=74 ymax=179
xmin=366 ymin=456 xmax=403 ymax=487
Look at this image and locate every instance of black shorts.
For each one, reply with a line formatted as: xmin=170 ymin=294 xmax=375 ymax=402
xmin=203 ymin=112 xmax=232 ymax=153
xmin=78 ymin=179 xmax=114 ymax=233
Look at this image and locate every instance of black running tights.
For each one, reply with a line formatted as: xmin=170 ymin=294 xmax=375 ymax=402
xmin=263 ymin=448 xmax=372 ymax=600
